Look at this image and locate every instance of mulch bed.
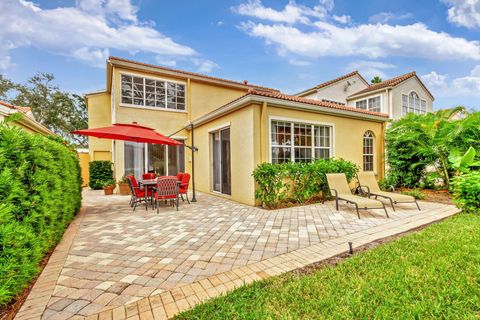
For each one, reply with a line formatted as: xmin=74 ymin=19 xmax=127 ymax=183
xmin=0 ymin=248 xmax=55 ymax=320
xmin=397 ymin=188 xmax=453 ymax=205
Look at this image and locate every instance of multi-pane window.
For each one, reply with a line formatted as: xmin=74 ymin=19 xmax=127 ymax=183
xmin=121 ymin=74 xmax=185 ymax=110
xmin=271 ymin=120 xmax=332 ymax=164
xmin=356 ymin=96 xmax=381 ymax=112
xmin=356 ymin=100 xmax=367 ymax=110
xmin=368 ymin=96 xmax=381 ymax=112
xmin=402 ymin=94 xmax=408 ymax=114
xmin=404 ymin=91 xmax=427 ymax=115
xmin=363 ymin=131 xmax=374 ymax=171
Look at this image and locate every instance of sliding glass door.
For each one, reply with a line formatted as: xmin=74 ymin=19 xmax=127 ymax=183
xmin=211 ymin=128 xmax=231 ymax=195
xmin=124 ymin=141 xmax=185 ymax=178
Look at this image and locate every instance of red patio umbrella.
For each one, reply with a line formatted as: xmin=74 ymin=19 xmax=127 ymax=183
xmin=73 ymin=122 xmax=181 ymax=145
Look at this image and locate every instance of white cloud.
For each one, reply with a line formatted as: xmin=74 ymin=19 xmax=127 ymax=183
xmin=443 ymin=0 xmax=480 ymax=28
xmin=192 ymin=59 xmax=219 ymax=73
xmin=421 ymin=66 xmax=480 ymax=96
xmin=288 ymin=59 xmax=311 ymax=66
xmin=240 ymin=21 xmax=480 ymax=60
xmin=0 ymin=0 xmax=200 ymax=69
xmin=232 ymin=0 xmax=336 ymax=24
xmin=332 ymin=14 xmax=351 ymax=24
xmin=347 ymin=60 xmax=395 ymax=80
xmin=368 ymin=12 xmax=412 ymax=24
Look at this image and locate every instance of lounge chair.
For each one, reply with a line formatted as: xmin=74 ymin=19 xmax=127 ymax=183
xmin=326 ymin=173 xmax=389 ymax=219
xmin=356 ymin=171 xmax=420 ymax=211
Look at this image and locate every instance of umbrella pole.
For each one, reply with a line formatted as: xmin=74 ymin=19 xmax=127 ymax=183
xmin=190 ymin=124 xmax=197 ymax=202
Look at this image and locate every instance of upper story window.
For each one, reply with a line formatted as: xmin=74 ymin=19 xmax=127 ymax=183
xmin=121 ymin=74 xmax=186 ymax=111
xmin=402 ymin=91 xmax=426 ymax=115
xmin=355 ymin=96 xmax=381 ymax=112
xmin=271 ymin=120 xmax=332 ymax=164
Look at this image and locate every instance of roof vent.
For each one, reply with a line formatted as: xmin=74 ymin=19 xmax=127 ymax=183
xmin=243 ymin=80 xmax=248 ymax=85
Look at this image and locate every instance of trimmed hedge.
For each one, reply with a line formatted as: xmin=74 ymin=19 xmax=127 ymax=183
xmin=89 ymin=160 xmax=113 ymax=190
xmin=252 ymin=159 xmax=359 ymax=208
xmin=0 ymin=124 xmax=82 ymax=306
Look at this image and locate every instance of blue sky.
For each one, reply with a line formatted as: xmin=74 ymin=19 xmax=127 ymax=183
xmin=1 ymin=0 xmax=480 ymax=110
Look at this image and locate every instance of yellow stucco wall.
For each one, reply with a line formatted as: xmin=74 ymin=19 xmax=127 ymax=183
xmin=86 ymin=92 xmax=112 ymax=161
xmin=193 ymin=105 xmax=257 ymax=206
xmin=108 ymin=66 xmax=249 ymax=181
xmin=78 ymin=152 xmax=90 ymax=187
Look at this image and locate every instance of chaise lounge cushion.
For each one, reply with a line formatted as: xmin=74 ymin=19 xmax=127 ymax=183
xmin=374 ymin=191 xmax=415 ymax=203
xmin=337 ymin=194 xmax=385 ymax=209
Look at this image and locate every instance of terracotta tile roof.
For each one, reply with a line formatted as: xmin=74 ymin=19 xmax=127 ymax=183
xmin=247 ymin=89 xmax=389 ymax=118
xmin=0 ymin=101 xmax=31 ymax=113
xmin=109 ymin=56 xmax=279 ymax=92
xmin=349 ymin=71 xmax=434 ymax=99
xmin=297 ymin=71 xmax=368 ymax=96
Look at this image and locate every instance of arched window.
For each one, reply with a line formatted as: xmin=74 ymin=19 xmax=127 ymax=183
xmin=409 ymin=91 xmax=420 ymax=113
xmin=363 ymin=131 xmax=374 ymax=171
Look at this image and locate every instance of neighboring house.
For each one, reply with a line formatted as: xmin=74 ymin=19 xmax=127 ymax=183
xmin=86 ymin=57 xmax=388 ymax=206
xmin=0 ymin=101 xmax=53 ymax=135
xmin=297 ymin=71 xmax=434 ymax=120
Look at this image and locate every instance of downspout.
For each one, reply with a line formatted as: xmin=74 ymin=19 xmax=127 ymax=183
xmin=111 ymin=66 xmax=116 ymax=179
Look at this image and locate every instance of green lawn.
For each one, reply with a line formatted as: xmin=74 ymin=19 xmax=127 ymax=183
xmin=176 ymin=214 xmax=480 ymax=319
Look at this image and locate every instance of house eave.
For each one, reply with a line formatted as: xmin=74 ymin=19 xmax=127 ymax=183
xmin=192 ymin=95 xmax=388 ymax=128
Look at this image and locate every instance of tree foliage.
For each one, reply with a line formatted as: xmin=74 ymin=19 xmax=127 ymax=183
xmin=371 ymin=76 xmax=382 ymax=84
xmin=1 ymin=72 xmax=88 ymax=147
xmin=386 ymin=107 xmax=480 ymax=188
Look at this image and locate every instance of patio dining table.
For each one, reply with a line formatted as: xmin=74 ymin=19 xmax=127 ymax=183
xmin=139 ymin=178 xmax=180 ymax=210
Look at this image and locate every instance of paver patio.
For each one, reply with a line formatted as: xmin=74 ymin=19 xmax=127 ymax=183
xmin=16 ymin=189 xmax=460 ymax=320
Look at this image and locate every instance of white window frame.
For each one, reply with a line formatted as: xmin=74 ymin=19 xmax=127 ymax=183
xmin=363 ymin=131 xmax=374 ymax=172
xmin=403 ymin=91 xmax=427 ymax=115
xmin=355 ymin=94 xmax=382 ymax=113
xmin=268 ymin=116 xmax=335 ymax=163
xmin=119 ymin=72 xmax=187 ymax=113
xmin=136 ymin=138 xmax=187 ymax=176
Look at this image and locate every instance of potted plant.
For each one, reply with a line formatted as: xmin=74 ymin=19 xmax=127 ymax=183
xmin=102 ymin=179 xmax=116 ymax=195
xmin=118 ymin=176 xmax=131 ymax=195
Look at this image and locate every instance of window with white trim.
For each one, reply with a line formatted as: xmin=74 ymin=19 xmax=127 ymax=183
xmin=121 ymin=74 xmax=185 ymax=110
xmin=363 ymin=131 xmax=374 ymax=171
xmin=368 ymin=96 xmax=381 ymax=112
xmin=404 ymin=91 xmax=426 ymax=115
xmin=271 ymin=120 xmax=332 ymax=164
xmin=356 ymin=96 xmax=381 ymax=112
xmin=356 ymin=100 xmax=367 ymax=110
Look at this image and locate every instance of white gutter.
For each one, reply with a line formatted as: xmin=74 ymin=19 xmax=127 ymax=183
xmin=192 ymin=95 xmax=388 ymax=127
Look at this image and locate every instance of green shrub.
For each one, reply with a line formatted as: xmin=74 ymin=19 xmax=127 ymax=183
xmin=0 ymin=124 xmax=81 ymax=306
xmin=401 ymin=189 xmax=426 ymax=200
xmin=452 ymin=172 xmax=480 ymax=213
xmin=89 ymin=160 xmax=113 ymax=189
xmin=252 ymin=159 xmax=358 ymax=208
xmin=421 ymin=172 xmax=444 ymax=190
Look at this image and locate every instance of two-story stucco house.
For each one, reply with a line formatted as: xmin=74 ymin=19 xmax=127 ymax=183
xmin=86 ymin=57 xmax=389 ymax=206
xmin=296 ymin=71 xmax=434 ymax=119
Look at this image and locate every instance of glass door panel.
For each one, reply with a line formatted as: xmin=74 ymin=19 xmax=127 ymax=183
xmin=211 ymin=128 xmax=231 ymax=195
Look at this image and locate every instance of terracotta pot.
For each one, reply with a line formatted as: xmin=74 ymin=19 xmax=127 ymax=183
xmin=118 ymin=182 xmax=131 ymax=195
xmin=103 ymin=185 xmax=115 ymax=195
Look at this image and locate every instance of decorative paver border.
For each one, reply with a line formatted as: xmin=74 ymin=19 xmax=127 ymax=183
xmin=14 ymin=209 xmax=87 ymax=320
xmin=85 ymin=205 xmax=460 ymax=320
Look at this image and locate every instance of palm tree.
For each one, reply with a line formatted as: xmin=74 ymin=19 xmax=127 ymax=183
xmin=371 ymin=76 xmax=382 ymax=84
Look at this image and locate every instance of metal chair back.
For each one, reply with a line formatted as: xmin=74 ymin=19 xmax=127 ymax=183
xmin=156 ymin=177 xmax=178 ymax=197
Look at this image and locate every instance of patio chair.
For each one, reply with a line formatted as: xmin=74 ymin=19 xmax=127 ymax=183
xmin=356 ymin=171 xmax=420 ymax=211
xmin=179 ymin=173 xmax=191 ymax=204
xmin=153 ymin=177 xmax=179 ymax=213
xmin=326 ymin=173 xmax=388 ymax=219
xmin=176 ymin=172 xmax=184 ymax=182
xmin=126 ymin=175 xmax=151 ymax=211
xmin=142 ymin=172 xmax=156 ymax=180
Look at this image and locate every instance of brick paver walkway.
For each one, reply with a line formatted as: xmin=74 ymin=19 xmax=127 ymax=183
xmin=16 ymin=190 xmax=460 ymax=319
